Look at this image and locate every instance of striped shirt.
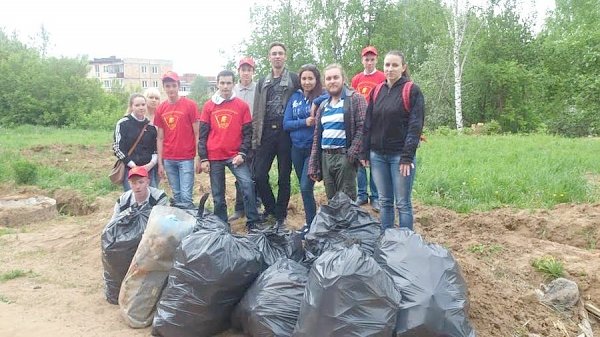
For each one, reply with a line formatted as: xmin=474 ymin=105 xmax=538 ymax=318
xmin=321 ymin=99 xmax=346 ymax=149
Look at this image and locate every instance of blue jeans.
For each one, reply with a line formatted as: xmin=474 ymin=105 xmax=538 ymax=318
xmin=209 ymin=159 xmax=260 ymax=224
xmin=291 ymin=146 xmax=316 ymax=225
xmin=122 ymin=166 xmax=158 ymax=191
xmin=163 ymin=159 xmax=195 ymax=208
xmin=357 ymin=166 xmax=378 ymax=202
xmin=370 ymin=151 xmax=416 ymax=230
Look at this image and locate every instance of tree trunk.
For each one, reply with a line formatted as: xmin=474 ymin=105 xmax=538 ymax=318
xmin=452 ymin=0 xmax=464 ymax=130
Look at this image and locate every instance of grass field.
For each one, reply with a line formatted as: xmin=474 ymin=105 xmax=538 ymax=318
xmin=1 ymin=125 xmax=599 ymax=212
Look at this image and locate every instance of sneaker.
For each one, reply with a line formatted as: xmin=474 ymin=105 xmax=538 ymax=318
xmin=228 ymin=210 xmax=245 ymax=221
xmin=371 ymin=200 xmax=380 ymax=213
xmin=295 ymin=223 xmax=310 ymax=239
xmin=355 ymin=198 xmax=368 ymax=206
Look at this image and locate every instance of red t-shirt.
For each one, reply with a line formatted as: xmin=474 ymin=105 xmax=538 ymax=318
xmin=200 ymin=98 xmax=252 ymax=161
xmin=351 ymin=70 xmax=386 ymax=103
xmin=154 ymin=97 xmax=200 ymax=160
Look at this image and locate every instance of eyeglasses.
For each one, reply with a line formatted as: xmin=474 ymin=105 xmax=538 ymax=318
xmin=148 ymin=96 xmax=160 ymax=99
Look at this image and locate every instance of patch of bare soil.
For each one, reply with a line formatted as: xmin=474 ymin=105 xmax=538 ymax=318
xmin=1 ymin=169 xmax=599 ymax=336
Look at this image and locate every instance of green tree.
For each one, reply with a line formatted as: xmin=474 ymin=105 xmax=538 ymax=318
xmin=188 ymin=75 xmax=211 ymax=106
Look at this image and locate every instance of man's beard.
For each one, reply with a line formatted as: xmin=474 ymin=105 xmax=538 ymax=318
xmin=327 ymin=85 xmax=342 ymax=97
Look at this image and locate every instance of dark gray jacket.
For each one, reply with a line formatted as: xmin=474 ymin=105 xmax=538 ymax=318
xmin=252 ymin=68 xmax=300 ymax=149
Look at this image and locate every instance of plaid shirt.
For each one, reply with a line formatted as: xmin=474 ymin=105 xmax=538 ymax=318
xmin=308 ymin=86 xmax=367 ymax=180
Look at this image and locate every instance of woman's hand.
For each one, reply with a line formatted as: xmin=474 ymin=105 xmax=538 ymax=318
xmin=399 ymin=163 xmax=414 ymax=177
xmin=305 ymin=116 xmax=315 ymax=126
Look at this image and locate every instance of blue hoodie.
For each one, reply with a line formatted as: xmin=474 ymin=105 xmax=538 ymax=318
xmin=283 ymin=89 xmax=315 ymax=149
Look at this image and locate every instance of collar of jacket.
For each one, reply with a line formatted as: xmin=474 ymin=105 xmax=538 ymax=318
xmin=262 ymin=68 xmax=291 ymax=89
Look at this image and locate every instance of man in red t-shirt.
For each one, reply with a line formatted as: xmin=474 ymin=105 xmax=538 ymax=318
xmin=351 ymin=46 xmax=385 ymax=211
xmin=198 ymin=70 xmax=262 ymax=229
xmin=154 ymin=71 xmax=200 ymax=209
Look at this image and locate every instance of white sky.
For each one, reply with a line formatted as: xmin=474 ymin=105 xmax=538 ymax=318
xmin=1 ymin=0 xmax=554 ymax=76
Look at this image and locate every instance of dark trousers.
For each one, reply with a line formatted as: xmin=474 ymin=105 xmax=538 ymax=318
xmin=254 ymin=129 xmax=292 ymax=220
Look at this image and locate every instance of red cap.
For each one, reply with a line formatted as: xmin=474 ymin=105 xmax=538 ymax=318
xmin=238 ymin=57 xmax=255 ymax=69
xmin=162 ymin=71 xmax=180 ymax=82
xmin=361 ymin=46 xmax=378 ymax=56
xmin=128 ymin=166 xmax=149 ymax=179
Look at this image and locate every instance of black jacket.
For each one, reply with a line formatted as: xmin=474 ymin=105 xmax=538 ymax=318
xmin=364 ymin=76 xmax=424 ymax=164
xmin=113 ymin=115 xmax=157 ymax=165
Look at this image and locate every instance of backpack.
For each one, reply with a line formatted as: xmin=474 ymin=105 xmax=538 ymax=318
xmin=371 ymin=81 xmax=426 ymax=142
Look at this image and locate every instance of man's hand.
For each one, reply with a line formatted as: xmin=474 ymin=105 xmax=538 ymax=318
xmin=195 ymin=157 xmax=203 ymax=174
xmin=232 ymin=154 xmax=245 ymax=167
xmin=360 ymin=159 xmax=369 ymax=167
xmin=200 ymin=161 xmax=210 ymax=173
xmin=158 ymin=162 xmax=166 ymax=178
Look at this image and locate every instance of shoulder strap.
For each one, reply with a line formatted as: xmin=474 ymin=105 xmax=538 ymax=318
xmin=127 ymin=122 xmax=148 ymax=156
xmin=402 ymin=81 xmax=413 ymax=113
xmin=372 ymin=82 xmax=385 ymax=104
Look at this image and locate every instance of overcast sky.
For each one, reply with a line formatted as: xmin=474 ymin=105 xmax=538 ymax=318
xmin=1 ymin=0 xmax=554 ymax=76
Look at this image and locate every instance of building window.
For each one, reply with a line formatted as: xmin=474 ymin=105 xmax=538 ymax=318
xmin=103 ymin=80 xmax=111 ymax=88
xmin=103 ymin=65 xmax=109 ymax=72
xmin=141 ymin=65 xmax=147 ymax=73
xmin=152 ymin=80 xmax=159 ymax=87
xmin=151 ymin=65 xmax=158 ymax=74
xmin=142 ymin=80 xmax=148 ymax=88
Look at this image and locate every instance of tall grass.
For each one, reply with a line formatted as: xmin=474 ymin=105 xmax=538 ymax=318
xmin=415 ymin=133 xmax=600 ymax=212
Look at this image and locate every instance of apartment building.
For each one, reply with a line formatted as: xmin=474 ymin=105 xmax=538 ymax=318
xmin=88 ymin=56 xmax=172 ymax=92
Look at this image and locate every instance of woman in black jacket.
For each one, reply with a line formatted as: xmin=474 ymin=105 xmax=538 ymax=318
xmin=113 ymin=94 xmax=159 ymax=191
xmin=362 ymin=51 xmax=425 ymax=230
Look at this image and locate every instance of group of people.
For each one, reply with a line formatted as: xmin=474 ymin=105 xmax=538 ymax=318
xmin=112 ymin=42 xmax=425 ymax=232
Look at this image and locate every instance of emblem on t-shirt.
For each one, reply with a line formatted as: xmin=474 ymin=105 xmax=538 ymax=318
xmin=214 ymin=110 xmax=234 ymax=129
xmin=358 ymin=83 xmax=375 ymax=98
xmin=164 ymin=113 xmax=179 ymax=130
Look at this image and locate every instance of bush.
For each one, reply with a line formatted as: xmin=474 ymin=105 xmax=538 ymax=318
xmin=12 ymin=160 xmax=38 ymax=185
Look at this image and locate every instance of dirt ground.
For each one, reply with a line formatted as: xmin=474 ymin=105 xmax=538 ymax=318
xmin=1 ymin=144 xmax=599 ymax=337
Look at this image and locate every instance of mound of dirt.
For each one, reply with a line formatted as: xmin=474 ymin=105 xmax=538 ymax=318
xmin=52 ymin=189 xmax=98 ymax=216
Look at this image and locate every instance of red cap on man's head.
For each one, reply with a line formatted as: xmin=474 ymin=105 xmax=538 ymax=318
xmin=162 ymin=71 xmax=180 ymax=82
xmin=238 ymin=57 xmax=255 ymax=69
xmin=361 ymin=46 xmax=378 ymax=56
xmin=128 ymin=166 xmax=149 ymax=179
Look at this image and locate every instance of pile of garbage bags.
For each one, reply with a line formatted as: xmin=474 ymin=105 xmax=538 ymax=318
xmin=102 ymin=192 xmax=476 ymax=337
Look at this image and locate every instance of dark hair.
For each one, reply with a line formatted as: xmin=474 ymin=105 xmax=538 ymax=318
xmin=268 ymin=42 xmax=287 ymax=53
xmin=298 ymin=64 xmax=323 ymax=101
xmin=217 ymin=69 xmax=235 ymax=83
xmin=385 ymin=50 xmax=411 ymax=79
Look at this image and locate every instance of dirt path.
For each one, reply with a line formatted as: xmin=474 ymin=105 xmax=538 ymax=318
xmin=1 ymin=185 xmax=599 ymax=336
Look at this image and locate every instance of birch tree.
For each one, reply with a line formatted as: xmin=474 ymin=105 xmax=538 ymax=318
xmin=445 ymin=0 xmax=485 ymax=130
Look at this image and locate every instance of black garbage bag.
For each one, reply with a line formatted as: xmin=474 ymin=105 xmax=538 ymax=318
xmin=233 ymin=258 xmax=309 ymax=336
xmin=293 ymin=244 xmax=400 ymax=337
xmin=101 ymin=203 xmax=151 ymax=305
xmin=247 ymin=229 xmax=304 ymax=266
xmin=152 ymin=227 xmax=263 ymax=337
xmin=304 ymin=192 xmax=381 ymax=259
xmin=374 ymin=229 xmax=475 ymax=337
